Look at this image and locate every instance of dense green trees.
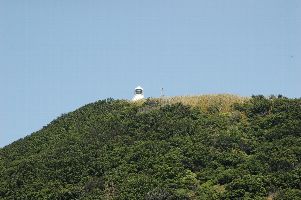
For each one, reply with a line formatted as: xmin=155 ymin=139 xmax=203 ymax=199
xmin=0 ymin=96 xmax=300 ymax=199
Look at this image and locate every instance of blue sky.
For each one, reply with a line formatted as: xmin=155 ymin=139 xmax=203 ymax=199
xmin=0 ymin=0 xmax=300 ymax=147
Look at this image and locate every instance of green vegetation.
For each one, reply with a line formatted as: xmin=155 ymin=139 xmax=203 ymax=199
xmin=0 ymin=95 xmax=300 ymax=199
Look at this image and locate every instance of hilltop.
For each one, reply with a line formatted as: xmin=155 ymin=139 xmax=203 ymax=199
xmin=0 ymin=95 xmax=300 ymax=199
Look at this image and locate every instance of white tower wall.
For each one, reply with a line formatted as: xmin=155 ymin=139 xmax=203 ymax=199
xmin=132 ymin=86 xmax=144 ymax=101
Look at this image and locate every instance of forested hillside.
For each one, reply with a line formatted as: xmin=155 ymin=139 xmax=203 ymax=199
xmin=0 ymin=95 xmax=300 ymax=199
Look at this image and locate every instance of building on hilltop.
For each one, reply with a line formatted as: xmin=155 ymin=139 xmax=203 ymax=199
xmin=132 ymin=86 xmax=144 ymax=101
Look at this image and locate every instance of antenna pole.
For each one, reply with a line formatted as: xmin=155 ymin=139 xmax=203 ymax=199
xmin=161 ymin=88 xmax=164 ymax=98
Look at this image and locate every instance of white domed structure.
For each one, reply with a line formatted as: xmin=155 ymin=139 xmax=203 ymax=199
xmin=132 ymin=86 xmax=144 ymax=101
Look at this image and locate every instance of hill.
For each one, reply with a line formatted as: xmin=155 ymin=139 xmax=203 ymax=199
xmin=0 ymin=95 xmax=300 ymax=199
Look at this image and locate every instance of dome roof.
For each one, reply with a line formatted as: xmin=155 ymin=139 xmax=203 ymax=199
xmin=135 ymin=86 xmax=143 ymax=90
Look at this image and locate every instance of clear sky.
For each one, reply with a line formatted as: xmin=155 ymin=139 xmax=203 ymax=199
xmin=0 ymin=0 xmax=300 ymax=147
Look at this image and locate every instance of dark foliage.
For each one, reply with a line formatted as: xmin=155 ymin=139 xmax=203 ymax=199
xmin=0 ymin=96 xmax=300 ymax=199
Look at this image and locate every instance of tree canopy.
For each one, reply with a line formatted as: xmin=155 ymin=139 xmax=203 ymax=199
xmin=0 ymin=95 xmax=300 ymax=199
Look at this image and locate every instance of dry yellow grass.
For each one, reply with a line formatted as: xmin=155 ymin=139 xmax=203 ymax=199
xmin=133 ymin=94 xmax=249 ymax=113
xmin=267 ymin=192 xmax=276 ymax=200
